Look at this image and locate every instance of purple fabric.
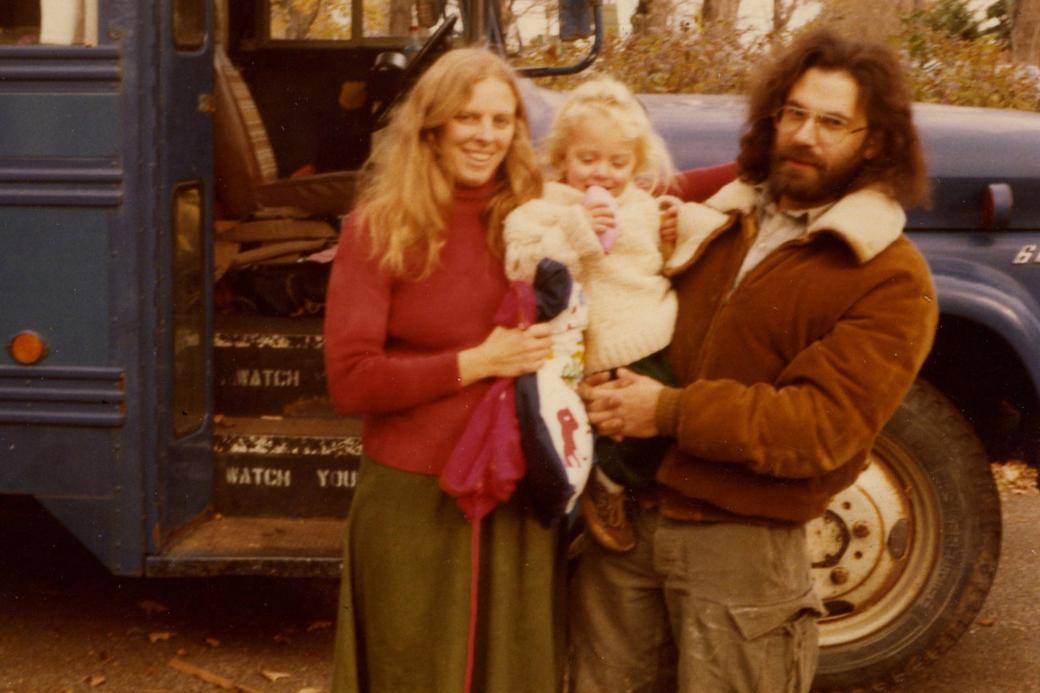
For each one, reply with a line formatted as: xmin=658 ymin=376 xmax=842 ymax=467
xmin=439 ymin=283 xmax=536 ymax=522
xmin=439 ymin=378 xmax=526 ymax=522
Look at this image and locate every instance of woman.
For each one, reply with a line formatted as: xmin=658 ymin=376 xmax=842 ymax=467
xmin=323 ymin=48 xmax=563 ymax=693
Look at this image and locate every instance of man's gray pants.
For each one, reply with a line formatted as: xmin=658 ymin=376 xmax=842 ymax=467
xmin=569 ymin=506 xmax=823 ymax=693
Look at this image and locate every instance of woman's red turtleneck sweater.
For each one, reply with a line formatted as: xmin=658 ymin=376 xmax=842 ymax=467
xmin=323 ymin=182 xmax=510 ymax=475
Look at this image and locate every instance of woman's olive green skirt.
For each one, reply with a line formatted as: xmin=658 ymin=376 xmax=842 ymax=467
xmin=331 ymin=457 xmax=567 ymax=693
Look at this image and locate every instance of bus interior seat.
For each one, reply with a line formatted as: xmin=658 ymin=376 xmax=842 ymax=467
xmin=213 ymin=46 xmax=354 ymax=314
xmin=214 ymin=45 xmax=357 ymax=221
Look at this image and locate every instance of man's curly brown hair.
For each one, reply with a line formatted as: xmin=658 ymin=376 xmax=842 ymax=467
xmin=737 ymin=29 xmax=930 ymax=208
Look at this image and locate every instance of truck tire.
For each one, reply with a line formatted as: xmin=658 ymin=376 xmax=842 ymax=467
xmin=810 ymin=380 xmax=1001 ymax=692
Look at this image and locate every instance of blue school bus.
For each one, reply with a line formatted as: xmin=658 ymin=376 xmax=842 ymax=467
xmin=3 ymin=0 xmax=1040 ymax=690
xmin=0 ymin=0 xmax=603 ymax=578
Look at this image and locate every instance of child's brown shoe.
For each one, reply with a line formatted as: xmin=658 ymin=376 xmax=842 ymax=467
xmin=580 ymin=472 xmax=636 ymax=552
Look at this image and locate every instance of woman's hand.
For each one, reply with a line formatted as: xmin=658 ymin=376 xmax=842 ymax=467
xmin=457 ymin=323 xmax=553 ymax=386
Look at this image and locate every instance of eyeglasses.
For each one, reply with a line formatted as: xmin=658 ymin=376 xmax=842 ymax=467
xmin=772 ymin=105 xmax=868 ymax=146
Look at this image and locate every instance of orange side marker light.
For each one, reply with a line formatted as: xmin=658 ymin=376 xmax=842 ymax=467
xmin=8 ymin=331 xmax=47 ymax=365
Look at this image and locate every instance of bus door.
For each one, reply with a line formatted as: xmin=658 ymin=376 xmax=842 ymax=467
xmin=154 ymin=0 xmax=215 ymax=553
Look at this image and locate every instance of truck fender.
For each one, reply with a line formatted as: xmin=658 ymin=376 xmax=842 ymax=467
xmin=930 ymin=256 xmax=1040 ymax=394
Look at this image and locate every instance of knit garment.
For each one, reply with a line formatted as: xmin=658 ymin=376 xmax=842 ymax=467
xmin=503 ymin=182 xmax=728 ymax=374
xmin=323 ymin=181 xmax=510 ymax=476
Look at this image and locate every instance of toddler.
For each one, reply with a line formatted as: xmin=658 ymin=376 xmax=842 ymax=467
xmin=503 ymin=77 xmax=726 ymax=551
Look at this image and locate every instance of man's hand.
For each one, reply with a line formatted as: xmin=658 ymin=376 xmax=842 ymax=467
xmin=580 ymin=368 xmax=664 ymax=439
xmin=659 ymin=199 xmax=678 ymax=245
xmin=579 ymin=371 xmax=624 ymax=439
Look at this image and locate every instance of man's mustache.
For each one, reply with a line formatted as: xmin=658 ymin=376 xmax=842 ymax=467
xmin=776 ymin=145 xmax=826 ymax=170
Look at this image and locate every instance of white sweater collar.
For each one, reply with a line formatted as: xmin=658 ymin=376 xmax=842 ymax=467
xmin=542 ymin=181 xmax=642 ymax=206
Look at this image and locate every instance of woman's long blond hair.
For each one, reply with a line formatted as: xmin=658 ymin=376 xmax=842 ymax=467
xmin=543 ymin=76 xmax=674 ymax=192
xmin=354 ymin=48 xmax=542 ymax=279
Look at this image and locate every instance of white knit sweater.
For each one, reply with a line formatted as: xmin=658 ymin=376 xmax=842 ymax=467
xmin=503 ymin=182 xmax=727 ymax=373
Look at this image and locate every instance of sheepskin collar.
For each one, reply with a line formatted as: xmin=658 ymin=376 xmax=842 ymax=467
xmin=706 ymin=179 xmax=906 ymax=263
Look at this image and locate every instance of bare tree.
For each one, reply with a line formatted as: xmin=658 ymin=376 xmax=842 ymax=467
xmin=701 ymin=0 xmax=740 ymax=24
xmin=279 ymin=0 xmax=323 ymax=38
xmin=771 ymin=0 xmax=801 ymax=33
xmin=813 ymin=0 xmax=917 ymax=43
xmin=630 ymin=0 xmax=678 ymax=33
xmin=1011 ymin=0 xmax=1040 ymax=65
xmin=389 ymin=0 xmax=413 ymax=35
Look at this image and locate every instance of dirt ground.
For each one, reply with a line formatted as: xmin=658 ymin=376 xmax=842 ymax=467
xmin=0 ymin=495 xmax=338 ymax=693
xmin=2 ymin=490 xmax=1040 ymax=692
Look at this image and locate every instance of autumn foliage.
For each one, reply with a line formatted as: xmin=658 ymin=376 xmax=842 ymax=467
xmin=520 ymin=14 xmax=1040 ymax=113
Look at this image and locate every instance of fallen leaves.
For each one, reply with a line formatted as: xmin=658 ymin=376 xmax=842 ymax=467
xmin=991 ymin=460 xmax=1039 ymax=495
xmin=137 ymin=599 xmax=170 ymax=616
xmin=79 ymin=650 xmax=113 ymax=688
xmin=64 ymin=585 xmax=332 ymax=693
xmin=167 ymin=658 xmax=262 ymax=693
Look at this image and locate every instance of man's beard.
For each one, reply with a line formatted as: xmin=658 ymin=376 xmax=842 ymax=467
xmin=769 ymin=142 xmax=868 ymax=207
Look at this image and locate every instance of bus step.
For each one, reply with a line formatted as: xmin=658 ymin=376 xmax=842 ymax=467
xmin=214 ymin=315 xmax=333 ymax=418
xmin=145 ymin=514 xmax=344 ymax=577
xmin=213 ymin=415 xmax=360 ymax=518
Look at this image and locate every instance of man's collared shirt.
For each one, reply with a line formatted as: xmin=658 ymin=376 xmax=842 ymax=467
xmin=734 ymin=186 xmax=834 ymax=287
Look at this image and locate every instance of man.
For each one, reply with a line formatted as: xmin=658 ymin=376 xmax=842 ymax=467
xmin=570 ymin=29 xmax=938 ymax=692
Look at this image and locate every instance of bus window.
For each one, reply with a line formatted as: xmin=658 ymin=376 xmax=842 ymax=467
xmin=363 ymin=0 xmax=423 ymax=37
xmin=267 ymin=0 xmax=459 ymax=41
xmin=172 ymin=182 xmax=206 ymax=439
xmin=174 ymin=0 xmax=206 ymax=50
xmin=25 ymin=0 xmax=99 ymax=46
xmin=268 ymin=0 xmax=353 ymax=40
xmin=0 ymin=0 xmax=38 ymax=44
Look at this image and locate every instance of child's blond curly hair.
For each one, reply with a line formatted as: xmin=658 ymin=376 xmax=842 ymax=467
xmin=543 ymin=76 xmax=674 ymax=192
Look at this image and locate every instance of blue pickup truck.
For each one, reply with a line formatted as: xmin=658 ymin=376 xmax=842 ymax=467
xmin=0 ymin=0 xmax=1037 ymax=689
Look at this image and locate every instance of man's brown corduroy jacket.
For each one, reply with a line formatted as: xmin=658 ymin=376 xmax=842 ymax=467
xmin=651 ymin=180 xmax=939 ymax=525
